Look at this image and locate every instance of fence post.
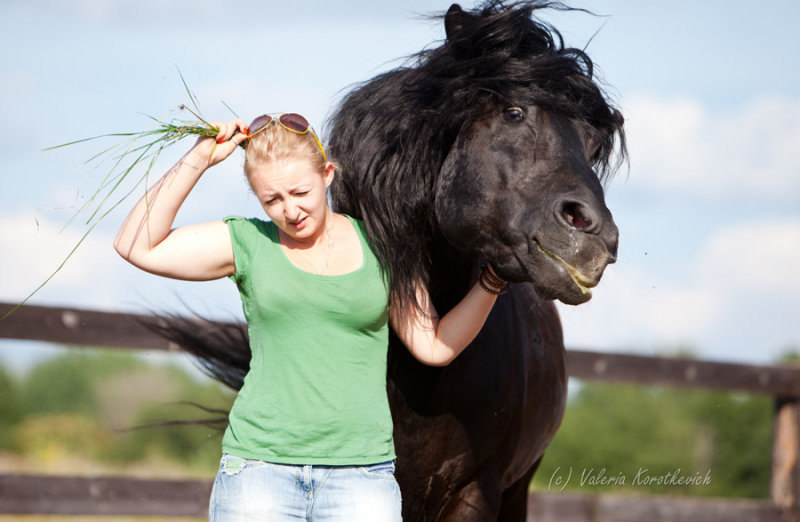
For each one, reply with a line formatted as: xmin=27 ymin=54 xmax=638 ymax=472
xmin=772 ymin=396 xmax=800 ymax=521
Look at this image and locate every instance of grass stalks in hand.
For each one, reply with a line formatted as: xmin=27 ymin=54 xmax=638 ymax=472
xmin=1 ymin=105 xmax=222 ymax=320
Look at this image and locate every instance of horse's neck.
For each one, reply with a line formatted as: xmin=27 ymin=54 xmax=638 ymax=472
xmin=429 ymin=244 xmax=479 ymax=315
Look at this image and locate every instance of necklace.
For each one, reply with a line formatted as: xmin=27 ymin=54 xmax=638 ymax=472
xmin=292 ymin=208 xmax=335 ymax=275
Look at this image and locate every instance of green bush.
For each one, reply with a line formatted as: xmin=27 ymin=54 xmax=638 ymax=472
xmin=533 ymin=382 xmax=773 ymax=498
xmin=0 ymin=364 xmax=23 ymax=448
xmin=110 ymin=401 xmax=224 ymax=471
xmin=12 ymin=413 xmax=112 ymax=462
xmin=11 ymin=349 xmax=232 ymax=474
xmin=19 ymin=351 xmax=145 ymax=417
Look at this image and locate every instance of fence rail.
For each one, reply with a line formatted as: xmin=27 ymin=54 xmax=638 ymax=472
xmin=1 ymin=302 xmax=798 ymax=521
xmin=0 ymin=474 xmax=787 ymax=521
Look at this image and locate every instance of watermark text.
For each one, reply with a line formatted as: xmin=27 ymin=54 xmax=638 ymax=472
xmin=547 ymin=466 xmax=712 ymax=492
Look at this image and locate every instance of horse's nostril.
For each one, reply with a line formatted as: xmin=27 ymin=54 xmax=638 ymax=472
xmin=560 ymin=201 xmax=594 ymax=231
xmin=608 ymin=239 xmax=619 ymax=263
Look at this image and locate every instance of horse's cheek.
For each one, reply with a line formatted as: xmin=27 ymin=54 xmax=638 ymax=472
xmin=434 ymin=150 xmax=488 ymax=246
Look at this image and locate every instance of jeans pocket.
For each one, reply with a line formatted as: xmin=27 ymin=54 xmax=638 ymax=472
xmin=358 ymin=460 xmax=396 ymax=479
xmin=220 ymin=453 xmax=247 ymax=476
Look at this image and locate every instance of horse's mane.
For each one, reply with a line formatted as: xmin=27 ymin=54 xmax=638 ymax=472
xmin=327 ymin=0 xmax=626 ymax=316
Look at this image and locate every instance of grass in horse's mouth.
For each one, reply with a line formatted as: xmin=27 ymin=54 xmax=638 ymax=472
xmin=534 ymin=242 xmax=593 ymax=296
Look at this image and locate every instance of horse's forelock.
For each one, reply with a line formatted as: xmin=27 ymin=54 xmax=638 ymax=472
xmin=425 ymin=1 xmax=626 ymax=171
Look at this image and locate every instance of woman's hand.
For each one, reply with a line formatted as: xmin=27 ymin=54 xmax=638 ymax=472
xmin=184 ymin=118 xmax=249 ymax=170
xmin=113 ymin=117 xmax=244 ymax=281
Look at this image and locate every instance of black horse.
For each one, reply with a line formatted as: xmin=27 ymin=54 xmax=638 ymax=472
xmin=326 ymin=3 xmax=624 ymax=518
xmin=158 ymin=2 xmax=625 ymax=520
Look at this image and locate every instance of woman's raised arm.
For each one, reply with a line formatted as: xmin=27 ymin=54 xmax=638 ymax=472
xmin=113 ymin=119 xmax=247 ymax=281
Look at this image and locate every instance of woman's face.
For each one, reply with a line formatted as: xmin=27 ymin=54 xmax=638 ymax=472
xmin=247 ymin=157 xmax=335 ymax=243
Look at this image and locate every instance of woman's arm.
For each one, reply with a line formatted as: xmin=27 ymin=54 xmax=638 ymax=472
xmin=390 ymin=267 xmax=507 ymax=367
xmin=113 ymin=119 xmax=247 ymax=281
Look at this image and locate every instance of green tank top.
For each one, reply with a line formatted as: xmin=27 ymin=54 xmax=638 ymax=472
xmin=221 ymin=215 xmax=394 ymax=465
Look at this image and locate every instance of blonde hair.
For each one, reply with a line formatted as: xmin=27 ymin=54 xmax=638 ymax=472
xmin=244 ymin=124 xmax=327 ymax=176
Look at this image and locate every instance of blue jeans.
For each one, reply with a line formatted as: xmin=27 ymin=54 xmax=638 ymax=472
xmin=209 ymin=454 xmax=402 ymax=521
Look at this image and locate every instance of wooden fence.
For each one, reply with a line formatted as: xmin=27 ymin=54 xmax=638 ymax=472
xmin=1 ymin=302 xmax=798 ymax=521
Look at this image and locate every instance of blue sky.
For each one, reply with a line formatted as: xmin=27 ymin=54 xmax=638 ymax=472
xmin=1 ymin=0 xmax=799 ymax=371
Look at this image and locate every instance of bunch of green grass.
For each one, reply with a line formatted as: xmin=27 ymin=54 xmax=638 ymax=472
xmin=52 ymin=103 xmax=219 ymax=228
xmin=2 ymin=80 xmax=229 ymax=320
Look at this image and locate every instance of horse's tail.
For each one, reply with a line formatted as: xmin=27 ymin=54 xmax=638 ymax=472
xmin=143 ymin=313 xmax=250 ymax=391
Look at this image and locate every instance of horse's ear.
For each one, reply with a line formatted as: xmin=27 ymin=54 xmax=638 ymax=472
xmin=445 ymin=4 xmax=469 ymax=40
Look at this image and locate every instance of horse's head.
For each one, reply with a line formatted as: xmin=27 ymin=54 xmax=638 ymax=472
xmin=435 ymin=102 xmax=618 ymax=305
xmin=328 ymin=2 xmax=625 ymax=309
xmin=432 ymin=3 xmax=625 ymax=305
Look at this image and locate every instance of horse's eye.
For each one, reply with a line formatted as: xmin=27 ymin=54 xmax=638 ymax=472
xmin=503 ymin=107 xmax=525 ymax=123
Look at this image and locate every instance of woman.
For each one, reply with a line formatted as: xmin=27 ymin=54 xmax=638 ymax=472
xmin=114 ymin=114 xmax=508 ymax=521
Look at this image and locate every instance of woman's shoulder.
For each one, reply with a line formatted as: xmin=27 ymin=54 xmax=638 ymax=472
xmin=342 ymin=214 xmax=368 ymax=236
xmin=224 ymin=216 xmax=278 ymax=244
xmin=342 ymin=214 xmax=385 ymax=268
xmin=224 ymin=215 xmax=275 ymax=232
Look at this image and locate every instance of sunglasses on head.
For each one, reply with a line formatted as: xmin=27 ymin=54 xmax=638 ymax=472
xmin=246 ymin=113 xmax=327 ymax=161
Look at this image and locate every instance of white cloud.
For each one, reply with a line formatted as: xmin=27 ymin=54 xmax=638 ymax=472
xmin=625 ymin=95 xmax=800 ymax=201
xmin=0 ymin=214 xmax=241 ymax=316
xmin=694 ymin=220 xmax=800 ymax=294
xmin=0 ymin=214 xmax=114 ymax=303
xmin=557 ymin=264 xmax=722 ymax=353
xmin=558 ymin=219 xmax=800 ymax=362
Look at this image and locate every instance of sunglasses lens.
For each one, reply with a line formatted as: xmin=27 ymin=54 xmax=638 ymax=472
xmin=248 ymin=114 xmax=273 ymax=135
xmin=278 ymin=113 xmax=310 ymax=133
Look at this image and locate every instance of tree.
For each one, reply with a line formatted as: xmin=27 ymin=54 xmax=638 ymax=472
xmin=0 ymin=363 xmax=23 ymax=448
xmin=533 ymin=381 xmax=772 ymax=498
xmin=12 ymin=348 xmax=232 ymax=475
